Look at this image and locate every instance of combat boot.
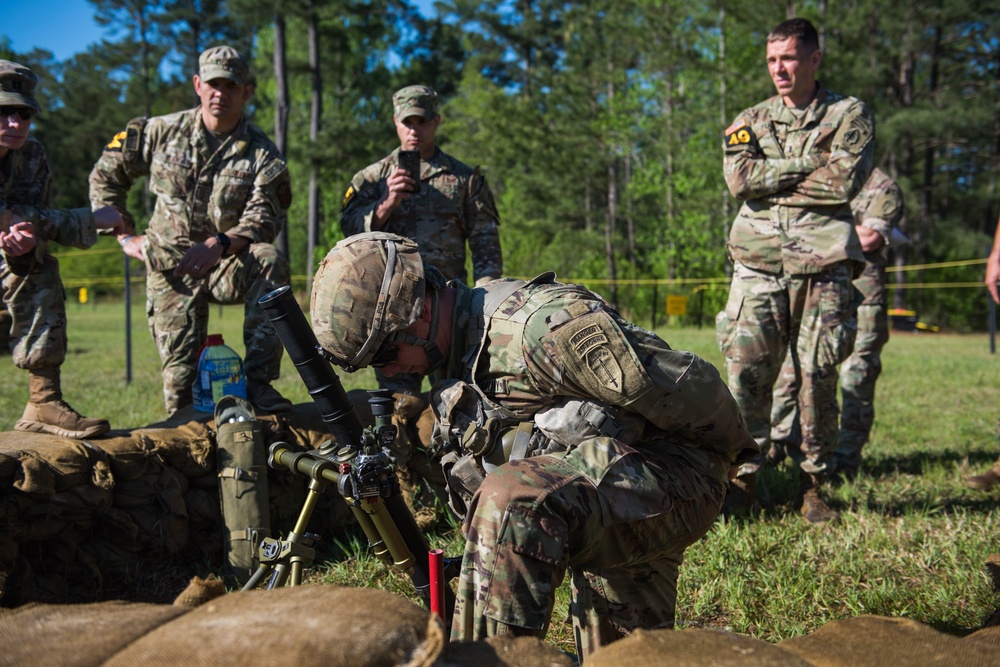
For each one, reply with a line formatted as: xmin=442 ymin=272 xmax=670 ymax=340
xmin=795 ymin=471 xmax=839 ymax=524
xmin=247 ymin=382 xmax=292 ymax=414
xmin=15 ymin=368 xmax=110 ymax=439
xmin=721 ymin=472 xmax=759 ymax=518
xmin=966 ymin=456 xmax=1000 ymax=491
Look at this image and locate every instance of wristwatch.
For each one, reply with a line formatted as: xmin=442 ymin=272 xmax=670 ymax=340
xmin=215 ymin=232 xmax=232 ymax=256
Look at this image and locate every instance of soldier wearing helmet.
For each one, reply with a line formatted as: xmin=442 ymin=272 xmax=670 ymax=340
xmin=311 ymin=232 xmax=756 ymax=659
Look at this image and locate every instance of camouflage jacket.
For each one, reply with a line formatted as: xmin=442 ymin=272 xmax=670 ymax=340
xmin=89 ymin=108 xmax=291 ymax=272
xmin=852 ymin=167 xmax=904 ymax=306
xmin=1 ymin=137 xmax=97 ymax=271
xmin=340 ymin=147 xmax=502 ymax=285
xmin=723 ymin=87 xmax=875 ymax=275
xmin=440 ymin=277 xmax=757 ymax=465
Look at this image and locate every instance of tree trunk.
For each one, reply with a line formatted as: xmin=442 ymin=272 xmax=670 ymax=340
xmin=273 ymin=11 xmax=290 ymax=261
xmin=719 ymin=4 xmax=731 ymax=277
xmin=892 ymin=23 xmax=916 ymax=311
xmin=307 ymin=0 xmax=322 ymax=289
xmin=605 ymin=73 xmax=618 ymax=306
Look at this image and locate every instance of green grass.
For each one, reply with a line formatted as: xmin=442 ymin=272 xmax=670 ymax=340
xmin=2 ymin=300 xmax=998 ymax=652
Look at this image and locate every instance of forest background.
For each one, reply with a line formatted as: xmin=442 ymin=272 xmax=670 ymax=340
xmin=2 ymin=0 xmax=998 ymax=331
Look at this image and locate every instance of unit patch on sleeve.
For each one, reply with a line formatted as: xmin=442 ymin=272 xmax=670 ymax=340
xmin=105 ymin=130 xmax=127 ymax=152
xmin=725 ymin=118 xmax=756 ymax=147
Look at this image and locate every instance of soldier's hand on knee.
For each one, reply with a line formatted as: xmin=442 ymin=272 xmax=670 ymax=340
xmin=175 ymin=240 xmax=224 ymax=278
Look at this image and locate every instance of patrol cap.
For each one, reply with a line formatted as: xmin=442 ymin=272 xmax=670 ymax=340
xmin=310 ymin=232 xmax=426 ymax=372
xmin=392 ymin=85 xmax=438 ymax=120
xmin=0 ymin=60 xmax=40 ymax=111
xmin=198 ymin=46 xmax=250 ymax=85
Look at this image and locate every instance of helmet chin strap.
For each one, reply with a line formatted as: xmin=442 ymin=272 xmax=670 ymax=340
xmin=391 ymin=287 xmax=445 ymax=371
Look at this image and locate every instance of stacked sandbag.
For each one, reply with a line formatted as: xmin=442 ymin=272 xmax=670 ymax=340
xmin=778 ymin=615 xmax=1000 ymax=666
xmin=435 ymin=635 xmax=575 ymax=667
xmin=0 ymin=433 xmax=114 ymax=602
xmin=965 ymin=554 xmax=1000 ymax=648
xmin=586 ymin=627 xmax=810 ymax=666
xmin=0 ymin=580 xmax=444 ymax=667
xmin=0 ymin=403 xmax=355 ymax=606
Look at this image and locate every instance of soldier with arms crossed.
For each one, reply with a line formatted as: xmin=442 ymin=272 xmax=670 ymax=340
xmin=89 ymin=46 xmax=293 ymax=416
xmin=0 ymin=59 xmax=124 ymax=438
xmin=309 ymin=232 xmax=755 ymax=660
xmin=717 ymin=18 xmax=874 ymax=523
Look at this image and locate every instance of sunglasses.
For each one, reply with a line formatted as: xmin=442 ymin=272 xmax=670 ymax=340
xmin=0 ymin=106 xmax=38 ymax=121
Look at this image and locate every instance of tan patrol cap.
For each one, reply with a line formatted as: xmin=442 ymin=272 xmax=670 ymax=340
xmin=0 ymin=60 xmax=40 ymax=111
xmin=392 ymin=85 xmax=438 ymax=120
xmin=198 ymin=46 xmax=250 ymax=85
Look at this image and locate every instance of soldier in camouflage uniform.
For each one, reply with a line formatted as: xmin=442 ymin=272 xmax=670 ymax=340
xmin=1 ymin=59 xmax=125 ymax=438
xmin=717 ymin=18 xmax=874 ymax=523
xmin=966 ymin=221 xmax=1000 ymax=491
xmin=340 ymin=85 xmax=503 ymax=524
xmin=89 ymin=46 xmax=294 ymax=416
xmin=770 ymin=168 xmax=904 ymax=479
xmin=309 ymin=232 xmax=756 ymax=660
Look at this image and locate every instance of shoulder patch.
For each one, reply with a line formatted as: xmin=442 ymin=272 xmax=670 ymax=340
xmin=724 ymin=118 xmax=746 ymax=135
xmin=549 ymin=309 xmax=651 ymax=402
xmin=725 ymin=120 xmax=756 ymax=148
xmin=259 ymin=159 xmax=287 ymax=184
xmin=105 ymin=130 xmax=127 ymax=152
xmin=342 ymin=185 xmax=355 ymax=208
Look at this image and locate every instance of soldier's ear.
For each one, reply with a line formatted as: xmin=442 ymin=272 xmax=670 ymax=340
xmin=243 ymin=84 xmax=254 ymax=102
xmin=810 ymin=49 xmax=822 ymax=70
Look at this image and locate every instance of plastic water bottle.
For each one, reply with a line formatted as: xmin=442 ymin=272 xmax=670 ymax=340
xmin=193 ymin=334 xmax=247 ymax=412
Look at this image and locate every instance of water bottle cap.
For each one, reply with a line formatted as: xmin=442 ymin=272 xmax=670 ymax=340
xmin=206 ymin=333 xmax=225 ymax=346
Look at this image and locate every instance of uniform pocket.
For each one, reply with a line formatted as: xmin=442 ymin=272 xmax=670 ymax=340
xmin=484 ymin=504 xmax=567 ymax=629
xmin=815 ymin=278 xmax=856 ymax=366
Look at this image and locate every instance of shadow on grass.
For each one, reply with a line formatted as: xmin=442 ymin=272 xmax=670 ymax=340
xmin=752 ymin=448 xmax=1000 ymax=519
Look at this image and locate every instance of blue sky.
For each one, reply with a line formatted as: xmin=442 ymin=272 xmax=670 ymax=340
xmin=5 ymin=0 xmax=107 ymax=61
xmin=4 ymin=0 xmax=438 ymax=62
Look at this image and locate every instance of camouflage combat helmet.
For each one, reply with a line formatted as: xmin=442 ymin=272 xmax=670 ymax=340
xmin=311 ymin=232 xmax=427 ymax=372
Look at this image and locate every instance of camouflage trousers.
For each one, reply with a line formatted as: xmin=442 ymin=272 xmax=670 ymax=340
xmin=145 ymin=243 xmax=289 ymax=413
xmin=836 ymin=303 xmax=889 ymax=467
xmin=770 ymin=303 xmax=887 ymax=471
xmin=716 ymin=262 xmax=857 ymax=476
xmin=450 ymin=435 xmax=729 ymax=660
xmin=1 ymin=253 xmax=67 ymax=371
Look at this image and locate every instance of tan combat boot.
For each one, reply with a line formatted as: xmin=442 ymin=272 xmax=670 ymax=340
xmin=795 ymin=471 xmax=839 ymax=524
xmin=15 ymin=368 xmax=111 ymax=439
xmin=966 ymin=457 xmax=1000 ymax=491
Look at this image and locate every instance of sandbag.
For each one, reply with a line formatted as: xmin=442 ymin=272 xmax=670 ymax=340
xmin=434 ymin=635 xmax=575 ymax=667
xmin=103 ymin=585 xmax=444 ymax=667
xmin=586 ymin=627 xmax=810 ymax=666
xmin=966 ymin=625 xmax=1000 ymax=649
xmin=778 ymin=615 xmax=1000 ymax=666
xmin=0 ymin=433 xmax=113 ymax=497
xmin=0 ymin=599 xmax=188 ymax=667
